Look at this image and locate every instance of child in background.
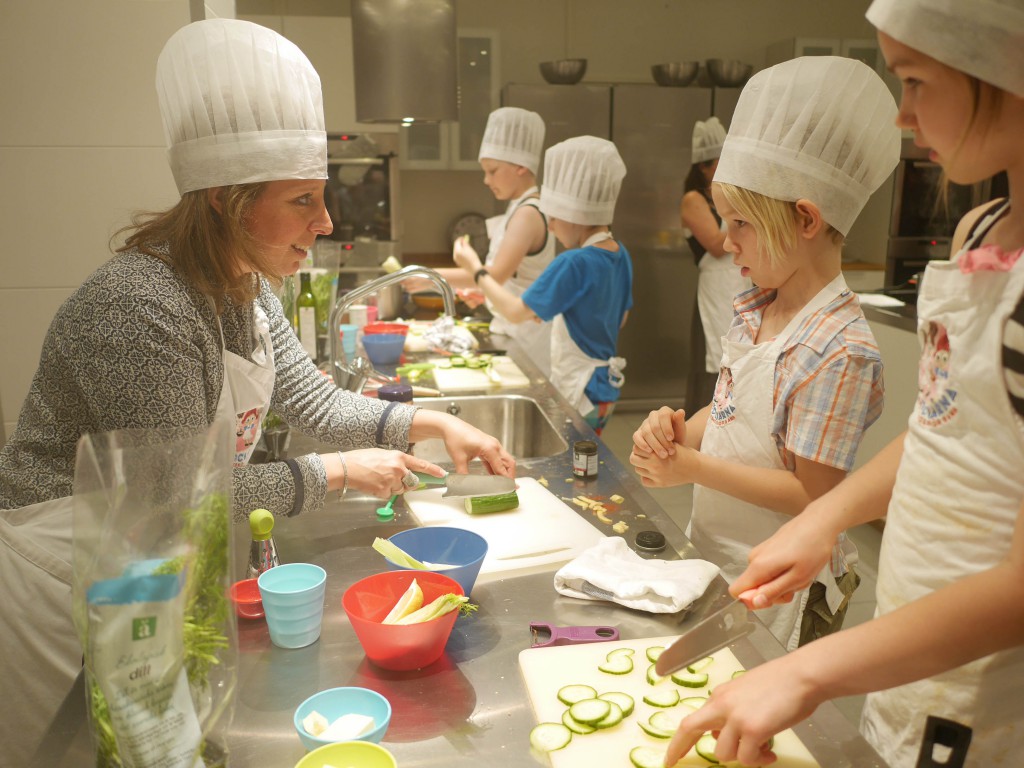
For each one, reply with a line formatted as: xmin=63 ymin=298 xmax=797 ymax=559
xmin=454 ymin=136 xmax=632 ymax=435
xmin=664 ymin=1 xmax=1024 ymax=766
xmin=632 ymin=56 xmax=900 ymax=651
xmin=406 ymin=107 xmax=555 ymax=375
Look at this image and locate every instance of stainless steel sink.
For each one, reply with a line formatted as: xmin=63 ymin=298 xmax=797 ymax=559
xmin=411 ymin=394 xmax=568 ymax=462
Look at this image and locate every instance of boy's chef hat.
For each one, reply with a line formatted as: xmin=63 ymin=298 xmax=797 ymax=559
xmin=156 ymin=18 xmax=327 ymax=195
xmin=539 ymin=136 xmax=627 ymax=226
xmin=691 ymin=117 xmax=726 ymax=164
xmin=868 ymin=0 xmax=1024 ymax=97
xmin=714 ymin=56 xmax=900 ymax=236
xmin=478 ymin=107 xmax=545 ymax=175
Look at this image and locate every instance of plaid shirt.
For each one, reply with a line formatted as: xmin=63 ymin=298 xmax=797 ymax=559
xmin=729 ymin=284 xmax=885 ymax=474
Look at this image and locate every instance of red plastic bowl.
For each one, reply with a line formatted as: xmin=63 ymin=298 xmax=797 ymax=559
xmin=342 ymin=571 xmax=463 ymax=671
xmin=230 ymin=578 xmax=265 ymax=620
xmin=363 ymin=322 xmax=409 ymax=337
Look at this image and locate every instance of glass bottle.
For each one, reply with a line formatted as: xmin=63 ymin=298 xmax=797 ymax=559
xmin=296 ymin=271 xmax=319 ymax=360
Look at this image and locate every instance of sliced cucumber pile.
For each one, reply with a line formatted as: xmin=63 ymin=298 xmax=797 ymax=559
xmin=557 ymin=683 xmax=598 ymax=705
xmin=670 ymin=668 xmax=710 ymax=688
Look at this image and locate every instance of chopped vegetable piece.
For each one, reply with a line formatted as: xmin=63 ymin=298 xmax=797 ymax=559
xmin=731 ymin=669 xmax=746 ymax=679
xmin=671 ymin=669 xmax=709 ymax=688
xmin=646 ymin=663 xmax=666 ymax=686
xmin=612 ymin=521 xmax=630 ymax=534
xmin=381 ymin=579 xmax=423 ymax=624
xmin=556 ymin=684 xmax=597 ymax=705
xmin=646 ymin=645 xmax=664 ymax=662
xmin=464 ymin=490 xmax=519 ymax=515
xmin=561 ymin=708 xmax=596 ymax=735
xmin=681 ymin=696 xmax=709 ymax=709
xmin=687 ymin=656 xmax=714 ymax=672
xmin=372 ymin=537 xmax=429 ymax=570
xmin=649 ymin=709 xmax=687 ymax=733
xmin=529 ymin=722 xmax=572 ymax=753
xmin=643 ymin=688 xmax=680 ymax=708
xmin=593 ymin=700 xmax=624 ymax=729
xmin=392 ymin=593 xmax=475 ymax=625
xmin=606 ymin=647 xmax=635 ymax=660
xmin=567 ymin=698 xmax=611 ymax=725
xmin=630 ymin=746 xmax=667 ymax=768
xmin=598 ymin=691 xmax=634 ymax=717
xmin=638 ymin=719 xmax=673 ymax=739
xmin=695 ymin=733 xmax=720 ymax=764
xmin=598 ymin=655 xmax=634 ymax=675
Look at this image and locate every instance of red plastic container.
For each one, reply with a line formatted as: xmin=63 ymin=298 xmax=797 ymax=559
xmin=342 ymin=571 xmax=464 ymax=671
xmin=363 ymin=322 xmax=409 ymax=337
xmin=230 ymin=577 xmax=265 ymax=620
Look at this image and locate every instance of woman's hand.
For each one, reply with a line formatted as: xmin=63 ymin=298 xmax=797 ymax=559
xmin=632 ymin=407 xmax=687 ymax=458
xmin=326 ymin=449 xmax=446 ymax=499
xmin=664 ymin=653 xmax=820 ymax=767
xmin=409 ymin=410 xmax=516 ymax=478
xmin=453 ymin=236 xmax=483 ymax=275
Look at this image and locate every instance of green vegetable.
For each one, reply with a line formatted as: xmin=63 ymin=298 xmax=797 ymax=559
xmin=629 ymin=746 xmax=668 ymax=768
xmin=392 ymin=593 xmax=477 ymax=625
xmin=372 ymin=537 xmax=430 ymax=570
xmin=529 ymin=722 xmax=572 ymax=752
xmin=464 ymin=490 xmax=519 ymax=515
xmin=556 ymin=684 xmax=597 ymax=705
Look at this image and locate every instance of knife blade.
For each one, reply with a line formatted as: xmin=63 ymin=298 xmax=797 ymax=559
xmin=413 ymin=471 xmax=515 ymax=498
xmin=654 ymin=598 xmax=756 ymax=677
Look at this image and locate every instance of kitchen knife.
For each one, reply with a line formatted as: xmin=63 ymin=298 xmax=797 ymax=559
xmin=654 ymin=598 xmax=756 ymax=677
xmin=413 ymin=471 xmax=515 ymax=498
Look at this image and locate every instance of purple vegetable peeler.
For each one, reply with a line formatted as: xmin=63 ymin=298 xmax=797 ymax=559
xmin=529 ymin=622 xmax=620 ymax=647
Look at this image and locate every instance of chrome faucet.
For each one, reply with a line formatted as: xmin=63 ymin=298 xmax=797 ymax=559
xmin=328 ymin=265 xmax=456 ymax=391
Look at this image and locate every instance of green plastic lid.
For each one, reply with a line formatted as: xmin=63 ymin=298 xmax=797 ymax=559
xmin=249 ymin=508 xmax=275 ymax=541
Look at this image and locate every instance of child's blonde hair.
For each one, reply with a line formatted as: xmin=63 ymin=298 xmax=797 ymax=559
xmin=715 ymin=183 xmax=844 ymax=268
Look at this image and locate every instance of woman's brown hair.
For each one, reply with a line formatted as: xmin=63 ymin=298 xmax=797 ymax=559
xmin=114 ymin=183 xmax=284 ymax=312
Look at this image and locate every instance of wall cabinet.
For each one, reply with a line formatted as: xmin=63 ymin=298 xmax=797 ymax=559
xmin=400 ymin=30 xmax=500 ymax=170
xmin=766 ymin=37 xmax=898 ymax=99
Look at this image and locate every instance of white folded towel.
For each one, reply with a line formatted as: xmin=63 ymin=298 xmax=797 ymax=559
xmin=554 ymin=536 xmax=720 ymax=614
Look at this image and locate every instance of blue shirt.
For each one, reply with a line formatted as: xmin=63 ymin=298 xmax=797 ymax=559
xmin=522 ymin=242 xmax=633 ymax=403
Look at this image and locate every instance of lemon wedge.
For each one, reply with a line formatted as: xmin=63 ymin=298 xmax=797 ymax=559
xmin=382 ymin=578 xmax=423 ymax=624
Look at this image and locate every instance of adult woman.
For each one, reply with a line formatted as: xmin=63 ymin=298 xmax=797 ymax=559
xmin=408 ymin=107 xmax=555 ymax=374
xmin=0 ymin=19 xmax=513 ymax=763
xmin=681 ymin=117 xmax=749 ymax=409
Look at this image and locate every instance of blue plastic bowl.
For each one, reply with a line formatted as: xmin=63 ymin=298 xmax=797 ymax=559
xmin=294 ymin=686 xmax=392 ymax=752
xmin=385 ymin=527 xmax=488 ymax=597
xmin=362 ymin=333 xmax=405 ymax=366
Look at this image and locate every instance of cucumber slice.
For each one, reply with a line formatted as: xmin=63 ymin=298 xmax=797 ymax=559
xmin=449 ymin=356 xmax=466 ymax=367
xmin=645 ymin=645 xmax=664 ymax=662
xmin=593 ymin=700 xmax=624 ymax=729
xmin=598 ymin=691 xmax=635 ymax=717
xmin=642 ymin=688 xmax=680 ymax=708
xmin=695 ymin=732 xmax=719 ymax=763
xmin=646 ymin=663 xmax=666 ymax=686
xmin=637 ymin=719 xmax=673 ymax=739
xmin=598 ymin=654 xmax=634 ymax=675
xmin=671 ymin=669 xmax=709 ymax=688
xmin=529 ymin=722 xmax=572 ymax=753
xmin=629 ymin=746 xmax=667 ymax=768
xmin=568 ymin=698 xmax=612 ymax=725
xmin=687 ymin=656 xmax=714 ymax=672
xmin=464 ymin=490 xmax=519 ymax=515
xmin=681 ymin=696 xmax=709 ymax=709
xmin=649 ymin=709 xmax=687 ymax=733
xmin=561 ymin=708 xmax=596 ymax=735
xmin=557 ymin=684 xmax=598 ymax=705
xmin=606 ymin=647 xmax=636 ymax=660
xmin=731 ymin=669 xmax=746 ymax=679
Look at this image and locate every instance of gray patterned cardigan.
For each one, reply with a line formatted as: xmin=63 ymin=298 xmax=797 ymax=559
xmin=0 ymin=247 xmax=416 ymax=518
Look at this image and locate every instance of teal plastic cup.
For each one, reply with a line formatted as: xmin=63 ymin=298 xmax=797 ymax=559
xmin=258 ymin=563 xmax=327 ymax=649
xmin=339 ymin=323 xmax=358 ymax=357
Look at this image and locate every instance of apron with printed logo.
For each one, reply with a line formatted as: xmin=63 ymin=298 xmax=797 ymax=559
xmin=860 ymin=202 xmax=1024 ymax=767
xmin=484 ymin=187 xmax=555 ymax=375
xmin=688 ymin=274 xmax=851 ymax=651
xmin=549 ymin=232 xmax=627 ymax=416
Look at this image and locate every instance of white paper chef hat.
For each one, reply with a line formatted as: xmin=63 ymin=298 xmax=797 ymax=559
xmin=477 ymin=107 xmax=545 ymax=175
xmin=868 ymin=0 xmax=1024 ymax=97
xmin=156 ymin=18 xmax=328 ymax=195
xmin=539 ymin=136 xmax=627 ymax=226
xmin=714 ymin=56 xmax=900 ymax=236
xmin=691 ymin=117 xmax=726 ymax=164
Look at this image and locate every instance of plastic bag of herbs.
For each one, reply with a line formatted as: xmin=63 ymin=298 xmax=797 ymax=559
xmin=70 ymin=422 xmax=237 ymax=768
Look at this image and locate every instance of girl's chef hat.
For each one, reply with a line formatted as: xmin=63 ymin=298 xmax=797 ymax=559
xmin=868 ymin=0 xmax=1024 ymax=97
xmin=478 ymin=107 xmax=546 ymax=175
xmin=156 ymin=19 xmax=327 ymax=195
xmin=714 ymin=56 xmax=900 ymax=236
xmin=691 ymin=117 xmax=726 ymax=164
xmin=539 ymin=136 xmax=627 ymax=226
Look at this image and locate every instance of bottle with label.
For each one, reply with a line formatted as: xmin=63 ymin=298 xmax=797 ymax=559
xmin=296 ymin=271 xmax=319 ymax=360
xmin=246 ymin=508 xmax=280 ymax=580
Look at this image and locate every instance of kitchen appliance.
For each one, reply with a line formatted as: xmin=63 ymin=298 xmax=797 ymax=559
xmin=654 ymin=598 xmax=755 ymax=676
xmin=519 ymin=637 xmax=820 ymax=767
xmin=885 ymin=138 xmax=999 ymax=303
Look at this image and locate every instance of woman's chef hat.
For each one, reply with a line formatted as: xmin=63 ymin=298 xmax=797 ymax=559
xmin=868 ymin=0 xmax=1024 ymax=97
xmin=156 ymin=19 xmax=327 ymax=195
xmin=691 ymin=117 xmax=726 ymax=164
xmin=539 ymin=136 xmax=627 ymax=226
xmin=477 ymin=107 xmax=545 ymax=175
xmin=714 ymin=56 xmax=900 ymax=236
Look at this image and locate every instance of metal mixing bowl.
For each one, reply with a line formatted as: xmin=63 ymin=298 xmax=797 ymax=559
xmin=539 ymin=58 xmax=587 ymax=85
xmin=705 ymin=58 xmax=753 ymax=87
xmin=651 ymin=62 xmax=699 ymax=87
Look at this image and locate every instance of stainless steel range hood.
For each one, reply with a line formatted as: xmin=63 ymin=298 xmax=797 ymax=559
xmin=351 ymin=0 xmax=458 ymax=123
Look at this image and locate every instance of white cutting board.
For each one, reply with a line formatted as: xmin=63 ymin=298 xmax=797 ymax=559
xmin=519 ymin=636 xmax=820 ymax=768
xmin=428 ymin=356 xmax=532 ymax=391
xmin=403 ymin=477 xmax=605 ymax=574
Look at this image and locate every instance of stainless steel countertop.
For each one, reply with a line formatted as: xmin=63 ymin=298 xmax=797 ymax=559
xmin=36 ymin=339 xmax=886 ymax=767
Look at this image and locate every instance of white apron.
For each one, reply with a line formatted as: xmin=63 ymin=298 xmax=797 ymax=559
xmin=860 ymin=203 xmax=1024 ymax=767
xmin=216 ymin=304 xmax=277 ymax=467
xmin=484 ymin=188 xmax=555 ymax=375
xmin=549 ymin=232 xmax=627 ymax=416
xmin=697 ymin=219 xmax=750 ymax=373
xmin=688 ymin=274 xmax=851 ymax=651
